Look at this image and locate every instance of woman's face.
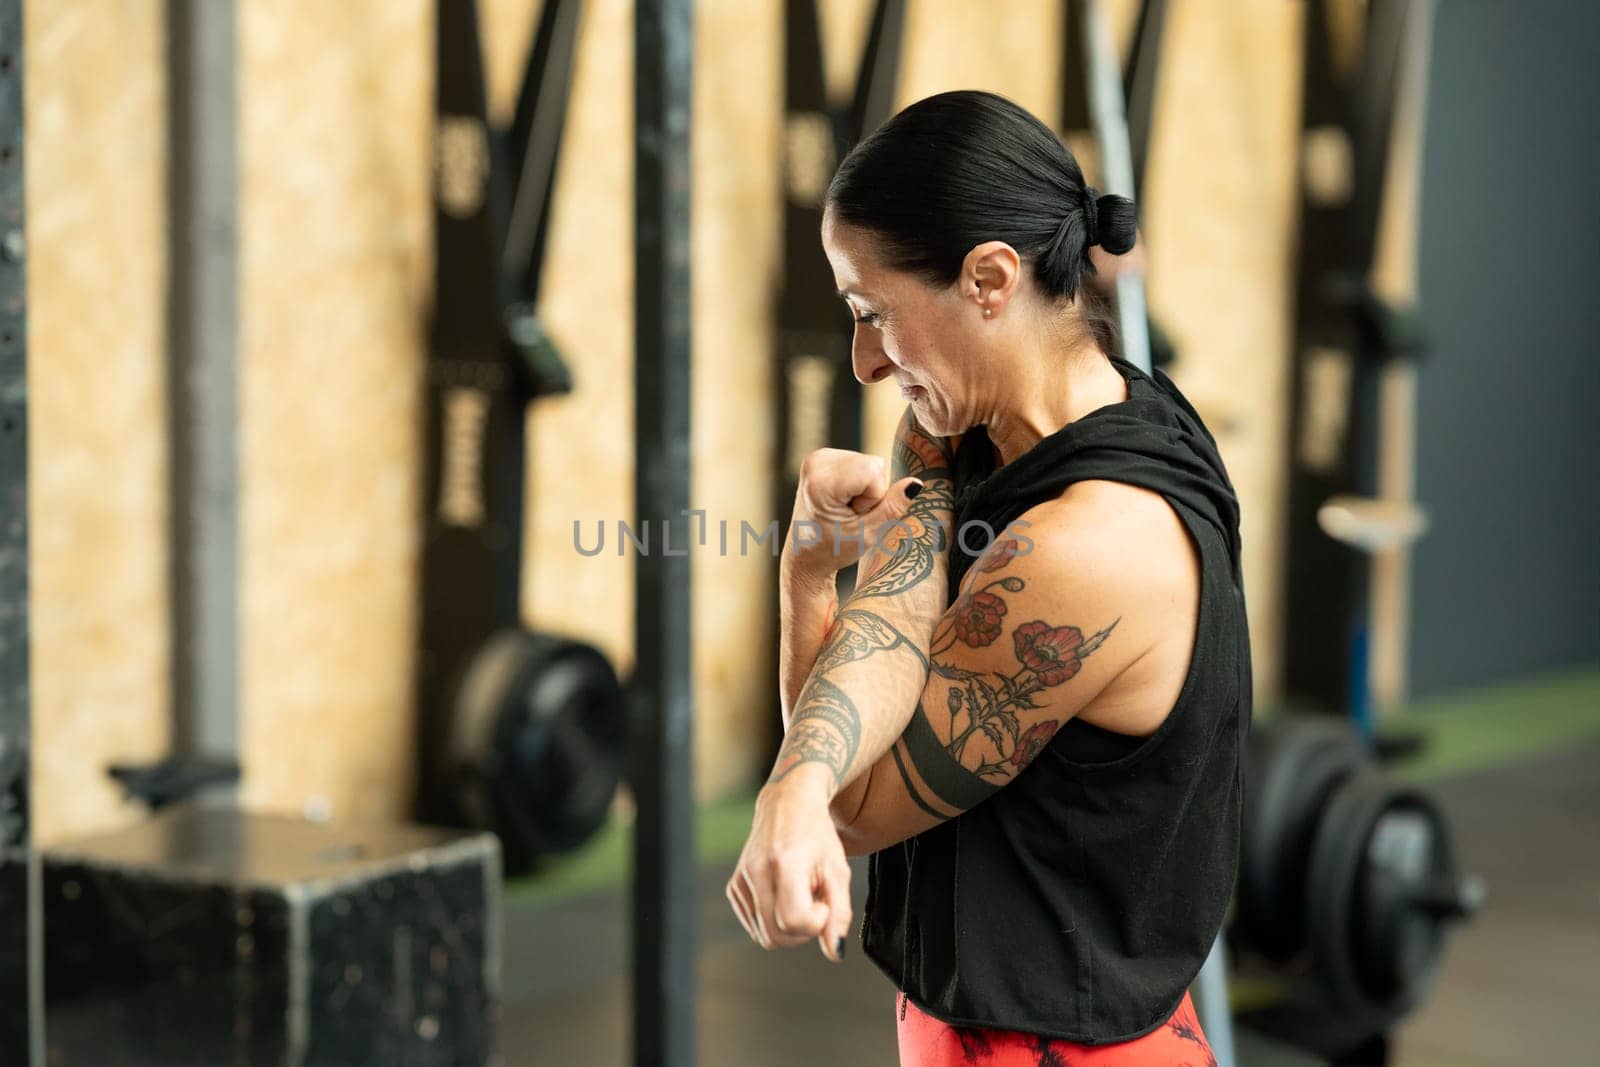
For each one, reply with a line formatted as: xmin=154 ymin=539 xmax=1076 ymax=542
xmin=820 ymin=212 xmax=988 ymax=438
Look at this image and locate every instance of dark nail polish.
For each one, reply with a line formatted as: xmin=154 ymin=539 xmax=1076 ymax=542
xmin=836 ymin=936 xmax=847 ymax=959
xmin=904 ymin=480 xmax=924 ymax=500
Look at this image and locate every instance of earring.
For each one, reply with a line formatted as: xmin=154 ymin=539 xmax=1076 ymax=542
xmin=984 ymin=307 xmax=993 ymax=318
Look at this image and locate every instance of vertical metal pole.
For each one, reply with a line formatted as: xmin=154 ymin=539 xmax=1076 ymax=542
xmin=166 ymin=0 xmax=239 ymax=761
xmin=1282 ymin=0 xmax=1418 ymax=716
xmin=1122 ymin=0 xmax=1169 ymax=204
xmin=1084 ymin=6 xmax=1235 ymax=1060
xmin=1192 ymin=933 xmax=1238 ymax=1067
xmin=1082 ymin=0 xmax=1152 ymax=374
xmin=826 ymin=0 xmax=906 ymax=466
xmin=632 ymin=2 xmax=695 ymax=1066
xmin=0 ymin=2 xmax=39 ymax=1060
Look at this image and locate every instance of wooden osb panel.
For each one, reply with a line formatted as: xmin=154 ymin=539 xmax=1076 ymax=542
xmin=498 ymin=0 xmax=786 ymax=802
xmin=682 ymin=0 xmax=784 ymax=797
xmin=27 ymin=1 xmax=172 ymax=844
xmin=237 ymin=0 xmax=783 ymax=814
xmin=236 ymin=0 xmax=431 ymax=822
xmin=25 ymin=0 xmax=1333 ymax=832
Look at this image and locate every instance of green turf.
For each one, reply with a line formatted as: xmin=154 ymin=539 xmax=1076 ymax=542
xmin=1386 ymin=665 xmax=1600 ymax=782
xmin=505 ymin=665 xmax=1600 ymax=905
xmin=503 ymin=790 xmax=758 ymax=906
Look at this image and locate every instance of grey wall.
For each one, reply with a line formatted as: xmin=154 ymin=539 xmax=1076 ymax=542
xmin=1409 ymin=1 xmax=1600 ymax=697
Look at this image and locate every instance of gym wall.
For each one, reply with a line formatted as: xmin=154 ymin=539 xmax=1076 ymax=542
xmin=28 ymin=1 xmax=173 ymax=844
xmin=28 ymin=0 xmax=1420 ymax=844
xmin=1407 ymin=0 xmax=1600 ymax=695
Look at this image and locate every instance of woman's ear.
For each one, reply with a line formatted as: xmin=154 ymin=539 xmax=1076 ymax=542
xmin=962 ymin=241 xmax=1021 ymax=317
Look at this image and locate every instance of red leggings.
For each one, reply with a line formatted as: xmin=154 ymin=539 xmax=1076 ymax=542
xmin=896 ymin=991 xmax=1214 ymax=1067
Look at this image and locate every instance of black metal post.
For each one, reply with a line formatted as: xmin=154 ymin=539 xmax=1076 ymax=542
xmin=500 ymin=0 xmax=583 ymax=305
xmin=1122 ymin=0 xmax=1169 ymax=203
xmin=632 ymin=1 xmax=695 ymax=1066
xmin=826 ymin=0 xmax=906 ymax=460
xmin=416 ymin=0 xmax=581 ymax=838
xmin=775 ymin=0 xmax=840 ymax=537
xmin=1281 ymin=0 xmax=1414 ymax=716
xmin=1081 ymin=0 xmax=1151 ymax=371
xmin=847 ymin=0 xmax=907 ymax=144
xmin=418 ymin=0 xmax=528 ymax=829
xmin=0 ymin=1 xmax=38 ymax=1060
xmin=1060 ymin=0 xmax=1091 ymax=134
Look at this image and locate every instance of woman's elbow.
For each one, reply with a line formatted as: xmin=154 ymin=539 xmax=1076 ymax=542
xmin=837 ymin=821 xmax=876 ymax=858
xmin=830 ymin=800 xmax=873 ymax=856
xmin=832 ymin=799 xmax=883 ymax=857
xmin=831 ymin=766 xmax=897 ymax=855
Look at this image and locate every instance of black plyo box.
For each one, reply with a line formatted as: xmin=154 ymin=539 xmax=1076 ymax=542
xmin=36 ymin=806 xmax=500 ymax=1066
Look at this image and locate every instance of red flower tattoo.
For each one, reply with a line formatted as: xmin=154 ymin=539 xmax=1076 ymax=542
xmin=953 ymin=591 xmax=1008 ymax=647
xmin=976 ymin=538 xmax=1023 ymax=573
xmin=1011 ymin=720 xmax=1057 ymax=770
xmin=1013 ymin=620 xmax=1092 ymax=686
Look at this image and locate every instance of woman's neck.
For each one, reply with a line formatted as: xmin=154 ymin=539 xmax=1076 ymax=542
xmin=983 ymin=349 xmax=1129 ymax=466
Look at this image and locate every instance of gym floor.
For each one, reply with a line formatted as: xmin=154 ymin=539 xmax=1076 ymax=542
xmin=500 ymin=668 xmax=1600 ymax=1066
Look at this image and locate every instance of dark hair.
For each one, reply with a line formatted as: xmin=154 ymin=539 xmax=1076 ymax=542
xmin=825 ymin=89 xmax=1137 ymax=356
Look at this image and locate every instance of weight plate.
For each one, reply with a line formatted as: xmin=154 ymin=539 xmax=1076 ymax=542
xmin=1306 ymin=772 xmax=1391 ymax=1023
xmin=1306 ymin=774 xmax=1469 ymax=1027
xmin=451 ymin=627 xmax=626 ymax=872
xmin=1238 ymin=716 xmax=1372 ymax=961
xmin=1355 ymin=793 xmax=1463 ymax=1009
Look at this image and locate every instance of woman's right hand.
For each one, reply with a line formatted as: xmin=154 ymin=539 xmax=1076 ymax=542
xmin=784 ymin=448 xmax=925 ymax=585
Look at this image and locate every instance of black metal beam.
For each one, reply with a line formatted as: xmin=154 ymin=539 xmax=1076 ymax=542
xmin=631 ymin=1 xmax=695 ymax=1065
xmin=774 ymin=0 xmax=905 ymax=617
xmin=1123 ymin=0 xmax=1169 ymax=202
xmin=1059 ymin=0 xmax=1091 ymax=134
xmin=500 ymin=0 xmax=583 ymax=306
xmin=0 ymin=0 xmax=38 ymax=1059
xmin=829 ymin=0 xmax=905 ymax=467
xmin=1348 ymin=0 xmax=1409 ymax=277
xmin=1282 ymin=0 xmax=1362 ymax=712
xmin=847 ymin=0 xmax=907 ymax=144
xmin=417 ymin=0 xmax=520 ymax=829
xmin=776 ymin=0 xmax=844 ymax=344
xmin=433 ymin=0 xmax=506 ymax=343
xmin=1280 ymin=0 xmax=1418 ymax=715
xmin=416 ymin=0 xmax=585 ymax=837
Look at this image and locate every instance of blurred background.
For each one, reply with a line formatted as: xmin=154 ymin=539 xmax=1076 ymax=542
xmin=1 ymin=0 xmax=1596 ymax=1064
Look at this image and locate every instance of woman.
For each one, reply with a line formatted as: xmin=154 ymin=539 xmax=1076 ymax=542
xmin=728 ymin=90 xmax=1250 ymax=1066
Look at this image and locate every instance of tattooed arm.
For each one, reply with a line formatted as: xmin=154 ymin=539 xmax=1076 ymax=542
xmin=778 ymin=562 xmax=839 ymax=730
xmin=726 ymin=410 xmax=953 ymax=958
xmin=769 ymin=409 xmax=957 ymax=795
xmin=831 ymin=484 xmax=1189 ymax=856
xmin=778 ymin=409 xmax=957 ymax=729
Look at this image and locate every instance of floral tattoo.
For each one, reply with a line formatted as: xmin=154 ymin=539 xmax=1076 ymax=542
xmin=895 ymin=537 xmax=1118 ymax=803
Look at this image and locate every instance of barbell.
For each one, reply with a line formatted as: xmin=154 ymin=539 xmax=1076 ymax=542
xmin=1238 ymin=716 xmax=1483 ymax=1032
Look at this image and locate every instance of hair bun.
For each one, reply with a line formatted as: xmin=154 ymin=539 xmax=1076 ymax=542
xmin=1081 ymin=187 xmax=1102 ymax=248
xmin=1094 ymin=192 xmax=1138 ymax=256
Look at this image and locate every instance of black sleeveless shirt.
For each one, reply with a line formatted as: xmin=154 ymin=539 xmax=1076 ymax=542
xmin=860 ymin=358 xmax=1253 ymax=1044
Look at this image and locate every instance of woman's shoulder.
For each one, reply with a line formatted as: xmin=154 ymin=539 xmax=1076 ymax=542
xmin=1009 ymin=480 xmax=1203 ymax=733
xmin=1013 ymin=479 xmax=1200 ymax=599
